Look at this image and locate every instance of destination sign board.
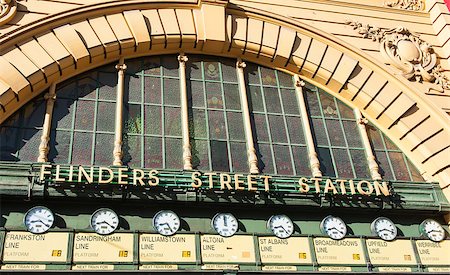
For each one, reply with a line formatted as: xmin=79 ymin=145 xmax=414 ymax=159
xmin=366 ymin=239 xmax=416 ymax=265
xmin=201 ymin=235 xmax=255 ymax=263
xmin=73 ymin=233 xmax=133 ymax=262
xmin=258 ymin=237 xmax=312 ymax=264
xmin=1 ymin=264 xmax=46 ymax=270
xmin=313 ymin=238 xmax=365 ymax=265
xmin=2 ymin=231 xmax=69 ymax=262
xmin=416 ymin=240 xmax=450 ymax=265
xmin=139 ymin=234 xmax=196 ymax=263
xmin=72 ymin=265 xmax=114 ymax=270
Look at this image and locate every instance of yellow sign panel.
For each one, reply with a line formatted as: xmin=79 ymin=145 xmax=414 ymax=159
xmin=258 ymin=237 xmax=312 ymax=264
xmin=202 ymin=264 xmax=239 ymax=270
xmin=2 ymin=232 xmax=69 ymax=262
xmin=416 ymin=240 xmax=450 ymax=265
xmin=318 ymin=266 xmax=351 ymax=271
xmin=201 ymin=235 xmax=255 ymax=263
xmin=428 ymin=267 xmax=450 ymax=272
xmin=139 ymin=234 xmax=196 ymax=263
xmin=262 ymin=266 xmax=297 ymax=271
xmin=72 ymin=265 xmax=114 ymax=270
xmin=313 ymin=238 xmax=365 ymax=265
xmin=73 ymin=233 xmax=133 ymax=262
xmin=378 ymin=267 xmax=412 ymax=272
xmin=1 ymin=264 xmax=46 ymax=270
xmin=366 ymin=239 xmax=416 ymax=265
xmin=139 ymin=265 xmax=178 ymax=270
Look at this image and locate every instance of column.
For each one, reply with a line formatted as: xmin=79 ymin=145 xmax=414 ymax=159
xmin=178 ymin=53 xmax=193 ymax=170
xmin=354 ymin=109 xmax=382 ymax=180
xmin=294 ymin=75 xmax=322 ymax=177
xmin=236 ymin=58 xmax=259 ymax=174
xmin=37 ymin=83 xmax=57 ymax=162
xmin=113 ymin=58 xmax=127 ymax=166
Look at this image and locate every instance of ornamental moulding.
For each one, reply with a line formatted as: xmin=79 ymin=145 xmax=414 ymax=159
xmin=0 ymin=0 xmax=16 ymax=26
xmin=384 ymin=0 xmax=424 ymax=11
xmin=346 ymin=20 xmax=449 ymax=93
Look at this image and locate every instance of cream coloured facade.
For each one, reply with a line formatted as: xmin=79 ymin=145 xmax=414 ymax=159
xmin=0 ymin=0 xmax=449 ymax=272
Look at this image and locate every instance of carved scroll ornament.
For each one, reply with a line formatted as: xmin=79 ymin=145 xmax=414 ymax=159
xmin=384 ymin=0 xmax=424 ymax=11
xmin=346 ymin=20 xmax=449 ymax=92
xmin=0 ymin=0 xmax=16 ymax=26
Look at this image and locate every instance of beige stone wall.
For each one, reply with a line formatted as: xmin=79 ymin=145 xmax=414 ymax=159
xmin=0 ymin=0 xmax=449 ymax=200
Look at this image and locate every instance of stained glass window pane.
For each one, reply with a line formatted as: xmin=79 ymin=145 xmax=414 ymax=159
xmin=281 ymin=89 xmax=299 ymax=115
xmin=164 ymin=78 xmax=180 ymax=106
xmin=260 ymin=67 xmax=277 ymax=86
xmin=189 ymin=80 xmax=205 ymax=108
xmin=94 ymin=133 xmax=114 ymax=165
xmin=326 ymin=119 xmax=346 ymax=147
xmin=252 ymin=114 xmax=269 ymax=142
xmin=311 ymin=118 xmax=328 ymax=146
xmin=22 ymin=100 xmax=46 ymax=127
xmin=144 ymin=76 xmax=161 ymax=104
xmin=206 ymin=82 xmax=223 ymax=109
xmin=333 ymin=148 xmax=354 ymax=178
xmin=286 ymin=116 xmax=305 ymax=144
xmin=342 ymin=120 xmax=362 ymax=147
xmin=72 ymin=132 xmax=92 ymax=165
xmin=350 ymin=149 xmax=371 ymax=179
xmin=277 ymin=72 xmax=293 ymax=87
xmin=143 ymin=56 xmax=161 ymax=75
xmin=227 ymin=112 xmax=245 ymax=141
xmin=162 ymin=56 xmax=179 ymax=77
xmin=320 ymin=92 xmax=338 ymax=118
xmin=245 ymin=63 xmax=260 ymax=85
xmin=230 ymin=142 xmax=247 ymax=173
xmin=52 ymin=99 xmax=74 ymax=130
xmin=257 ymin=143 xmax=274 ymax=174
xmin=144 ymin=105 xmax=162 ymax=135
xmin=389 ymin=152 xmax=410 ymax=181
xmin=224 ymin=83 xmax=240 ymax=110
xmin=123 ymin=135 xmax=141 ymax=167
xmin=49 ymin=130 xmax=70 ymax=163
xmin=75 ymin=101 xmax=95 ymax=131
xmin=374 ymin=151 xmax=394 ymax=180
xmin=96 ymin=102 xmax=115 ymax=132
xmin=407 ymin=159 xmax=424 ymax=182
xmin=204 ymin=61 xmax=220 ymax=80
xmin=273 ymin=145 xmax=293 ymax=175
xmin=304 ymin=90 xmax=321 ymax=116
xmin=221 ymin=59 xmax=237 ymax=82
xmin=210 ymin=140 xmax=229 ymax=172
xmin=144 ymin=137 xmax=163 ymax=168
xmin=337 ymin=101 xmax=354 ymax=119
xmin=208 ymin=110 xmax=226 ymax=140
xmin=98 ymin=72 xmax=117 ymax=101
xmin=0 ymin=127 xmax=19 ymax=161
xmin=165 ymin=138 xmax=183 ymax=169
xmin=164 ymin=107 xmax=181 ymax=136
xmin=188 ymin=59 xmax=202 ymax=80
xmin=192 ymin=139 xmax=209 ymax=170
xmin=191 ymin=109 xmax=207 ymax=139
xmin=77 ymin=76 xmax=97 ymax=99
xmin=124 ymin=104 xmax=142 ymax=134
xmin=292 ymin=146 xmax=311 ymax=176
xmin=248 ymin=85 xmax=264 ymax=112
xmin=269 ymin=115 xmax=287 ymax=143
xmin=18 ymin=129 xmax=42 ymax=162
xmin=317 ymin=147 xmax=335 ymax=177
xmin=264 ymin=87 xmax=281 ymax=113
xmin=367 ymin=126 xmax=384 ymax=150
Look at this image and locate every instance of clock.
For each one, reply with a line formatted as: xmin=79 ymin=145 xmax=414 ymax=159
xmin=371 ymin=217 xmax=397 ymax=241
xmin=90 ymin=208 xmax=119 ymax=235
xmin=320 ymin=215 xmax=347 ymax=240
xmin=267 ymin=214 xmax=294 ymax=239
xmin=24 ymin=206 xmax=54 ymax=234
xmin=419 ymin=219 xmax=446 ymax=242
xmin=211 ymin=213 xmax=239 ymax=237
xmin=153 ymin=210 xmax=180 ymax=236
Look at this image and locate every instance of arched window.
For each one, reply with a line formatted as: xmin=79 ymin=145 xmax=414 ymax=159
xmin=0 ymin=55 xmax=425 ymax=182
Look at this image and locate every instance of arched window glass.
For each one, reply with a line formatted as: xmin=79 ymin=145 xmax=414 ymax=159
xmin=187 ymin=56 xmax=247 ymax=172
xmin=49 ymin=65 xmax=117 ymax=165
xmin=304 ymin=82 xmax=371 ymax=179
xmin=0 ymin=96 xmax=45 ymax=162
xmin=246 ymin=64 xmax=310 ymax=176
xmin=367 ymin=124 xmax=424 ymax=182
xmin=123 ymin=55 xmax=182 ymax=169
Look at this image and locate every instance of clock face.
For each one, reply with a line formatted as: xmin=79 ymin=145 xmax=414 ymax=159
xmin=90 ymin=208 xmax=119 ymax=235
xmin=211 ymin=213 xmax=239 ymax=237
xmin=420 ymin=219 xmax=446 ymax=242
xmin=153 ymin=210 xmax=180 ymax=236
xmin=320 ymin=215 xmax=347 ymax=240
xmin=24 ymin=206 xmax=54 ymax=234
xmin=371 ymin=217 xmax=397 ymax=241
xmin=267 ymin=214 xmax=294 ymax=239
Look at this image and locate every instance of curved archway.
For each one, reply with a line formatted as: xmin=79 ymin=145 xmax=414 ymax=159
xmin=0 ymin=1 xmax=448 ymax=197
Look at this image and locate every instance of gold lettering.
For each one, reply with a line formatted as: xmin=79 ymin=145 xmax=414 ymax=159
xmin=247 ymin=175 xmax=257 ymax=191
xmin=298 ymin=177 xmax=310 ymax=193
xmin=357 ymin=180 xmax=373 ymax=195
xmin=348 ymin=180 xmax=356 ymax=195
xmin=78 ymin=166 xmax=94 ymax=183
xmin=133 ymin=169 xmax=145 ymax=186
xmin=373 ymin=181 xmax=390 ymax=196
xmin=191 ymin=172 xmax=202 ymax=188
xmin=117 ymin=167 xmax=128 ymax=185
xmin=148 ymin=170 xmax=159 ymax=186
xmin=324 ymin=179 xmax=338 ymax=194
xmin=68 ymin=165 xmax=74 ymax=181
xmin=336 ymin=179 xmax=347 ymax=195
xmin=234 ymin=174 xmax=245 ymax=190
xmin=220 ymin=174 xmax=232 ymax=190
xmin=260 ymin=175 xmax=272 ymax=191
xmin=204 ymin=173 xmax=217 ymax=189
xmin=99 ymin=167 xmax=114 ymax=184
xmin=312 ymin=178 xmax=321 ymax=193
xmin=55 ymin=165 xmax=65 ymax=182
xmin=39 ymin=164 xmax=52 ymax=181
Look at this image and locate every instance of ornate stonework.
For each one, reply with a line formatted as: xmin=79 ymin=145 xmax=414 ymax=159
xmin=384 ymin=0 xmax=424 ymax=11
xmin=346 ymin=20 xmax=449 ymax=92
xmin=0 ymin=0 xmax=16 ymax=26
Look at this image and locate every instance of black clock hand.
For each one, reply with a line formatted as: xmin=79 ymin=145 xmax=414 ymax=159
xmin=328 ymin=227 xmax=344 ymax=235
xmin=223 ymin=216 xmax=228 ymax=227
xmin=379 ymin=228 xmax=395 ymax=234
xmin=274 ymin=225 xmax=287 ymax=233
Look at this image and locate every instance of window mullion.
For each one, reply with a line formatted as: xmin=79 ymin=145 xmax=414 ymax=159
xmin=294 ymin=75 xmax=322 ymax=177
xmin=113 ymin=57 xmax=126 ymax=166
xmin=236 ymin=59 xmax=259 ymax=174
xmin=354 ymin=109 xmax=382 ymax=180
xmin=37 ymin=83 xmax=57 ymax=162
xmin=178 ymin=53 xmax=193 ymax=170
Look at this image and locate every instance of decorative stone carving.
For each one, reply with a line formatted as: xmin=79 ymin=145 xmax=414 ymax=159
xmin=384 ymin=0 xmax=424 ymax=11
xmin=0 ymin=0 xmax=16 ymax=26
xmin=346 ymin=20 xmax=449 ymax=92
